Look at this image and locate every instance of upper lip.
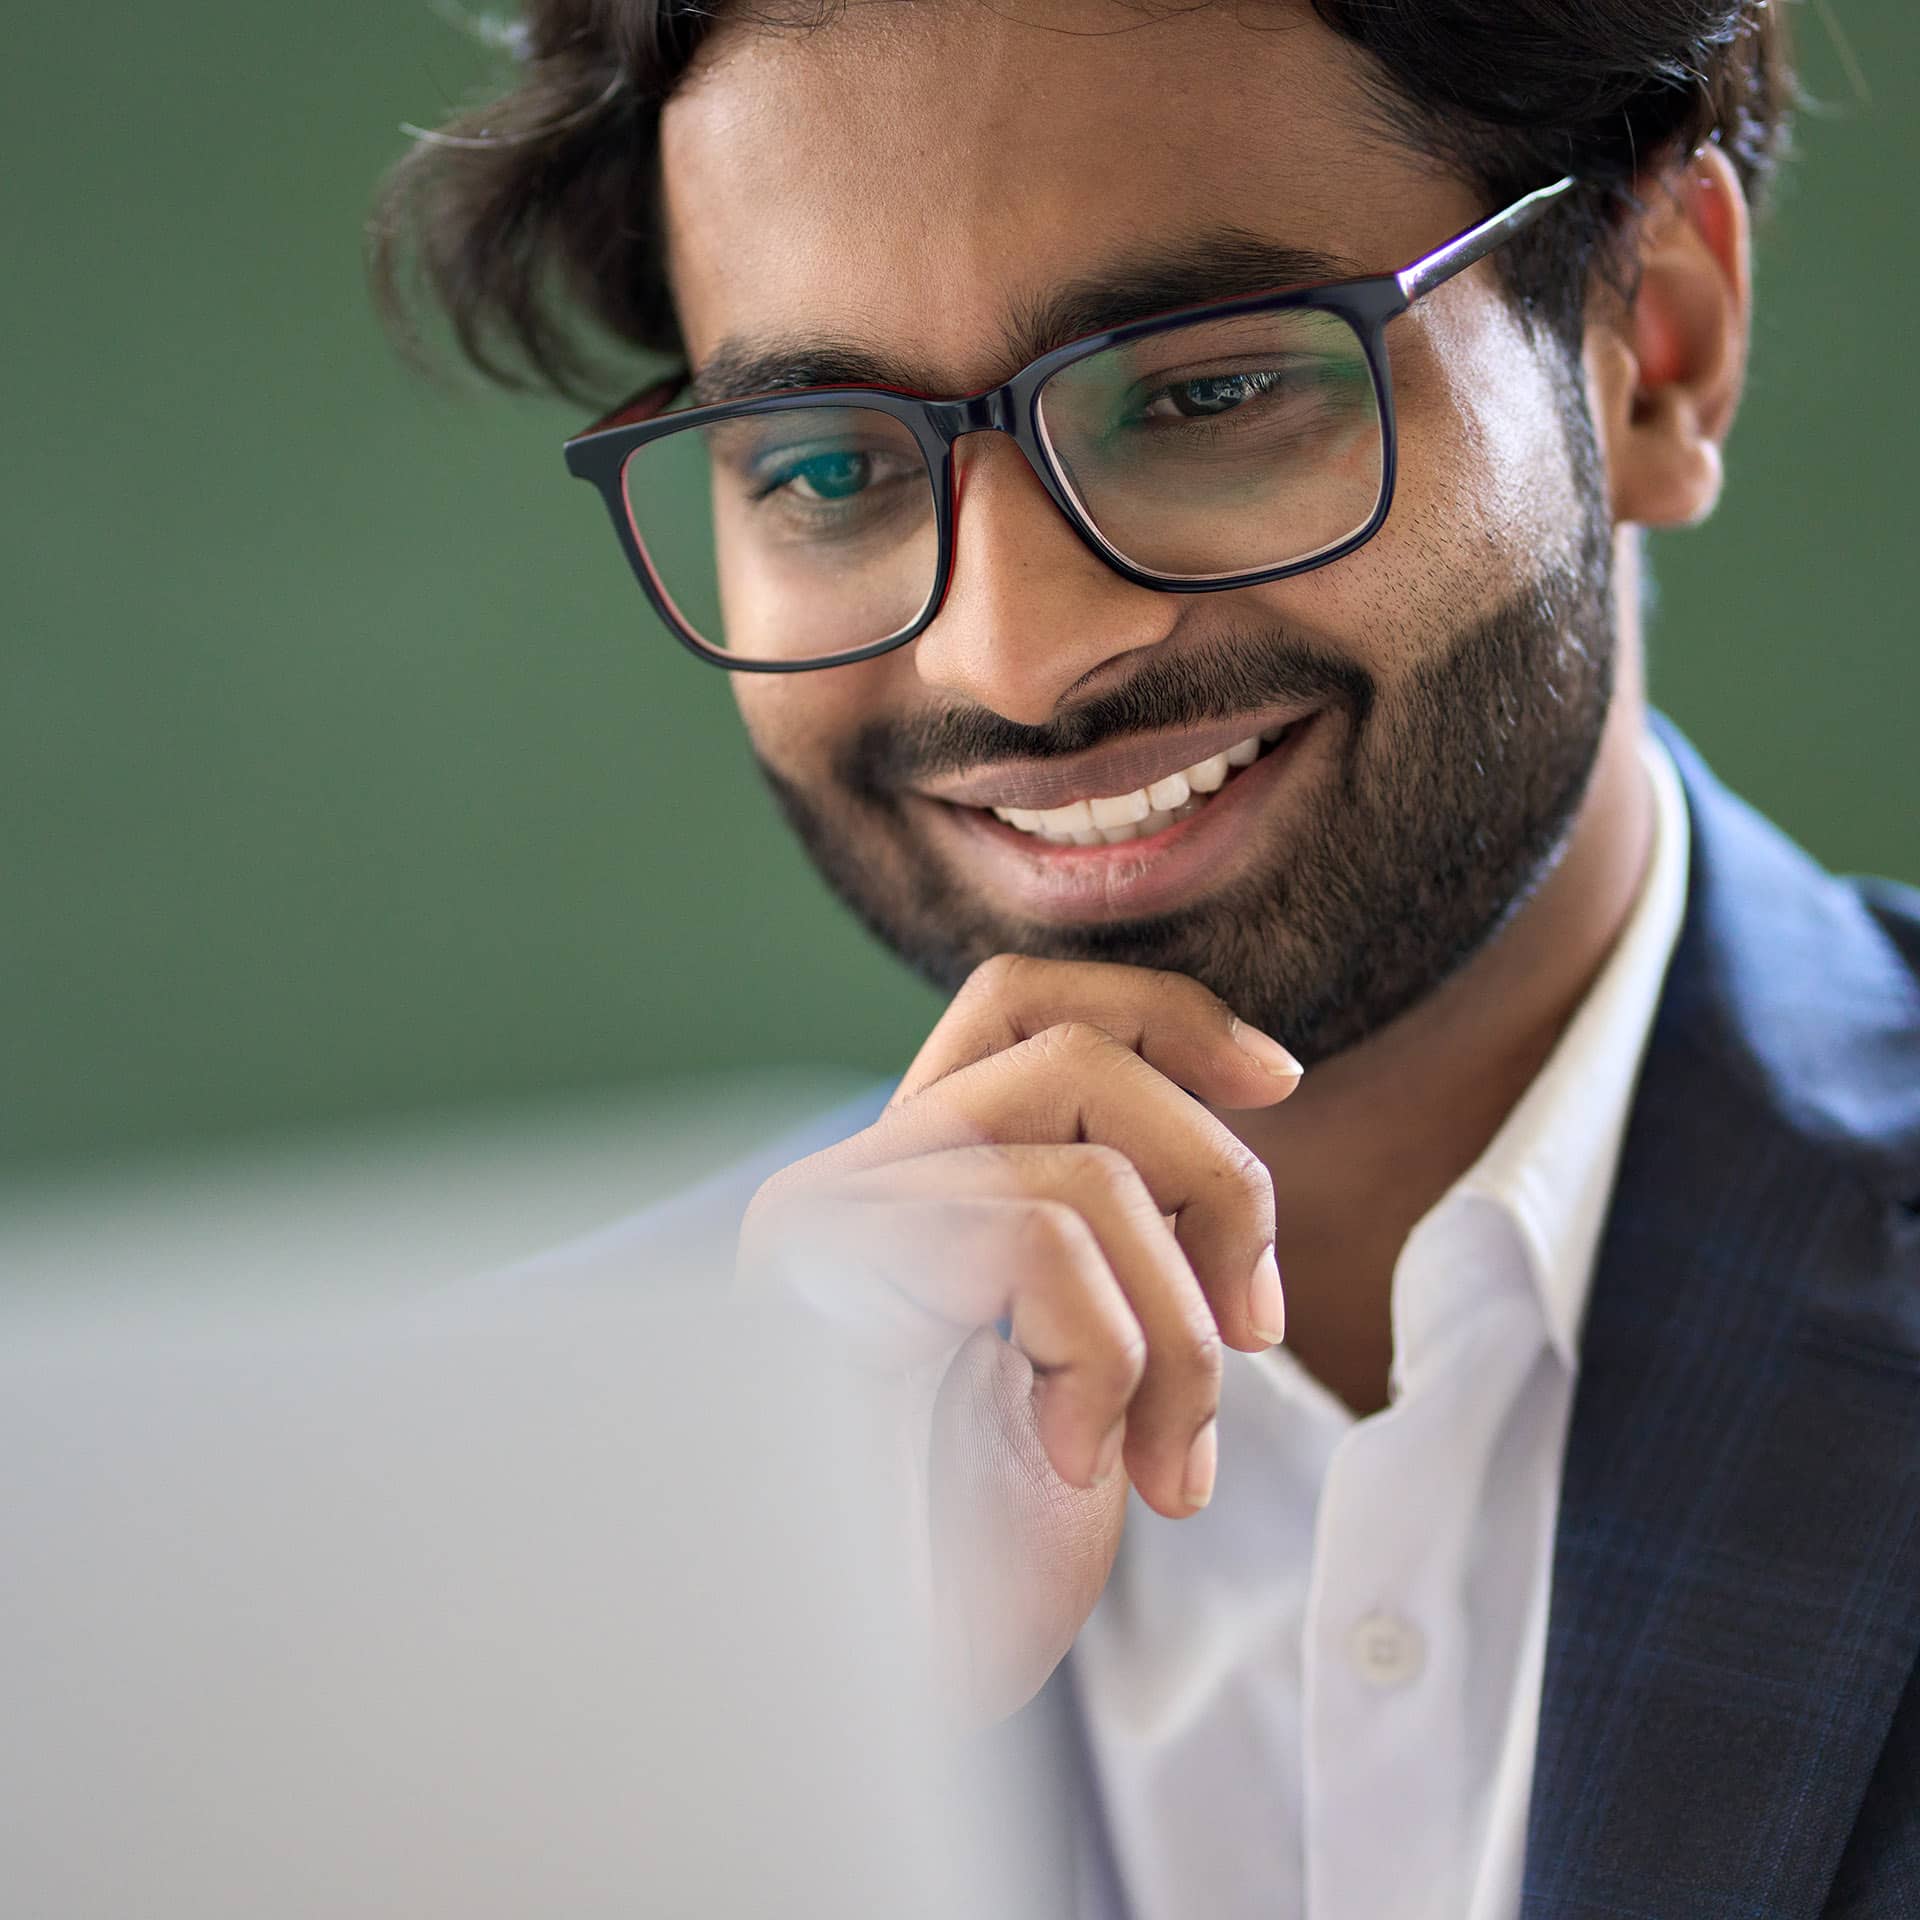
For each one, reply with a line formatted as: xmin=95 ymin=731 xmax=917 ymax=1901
xmin=915 ymin=705 xmax=1320 ymax=812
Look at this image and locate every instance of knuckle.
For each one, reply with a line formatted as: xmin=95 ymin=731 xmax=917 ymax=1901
xmin=1009 ymin=1196 xmax=1099 ymax=1272
xmin=1206 ymin=1134 xmax=1276 ymax=1223
xmin=1058 ymin=1144 xmax=1164 ymax=1230
xmin=1067 ymin=1141 xmax=1138 ymax=1190
xmin=1029 ymin=1018 xmax=1113 ymax=1066
xmin=961 ymin=951 xmax=1027 ymax=1004
xmin=1181 ymin=1320 xmax=1227 ymax=1391
xmin=965 ymin=1139 xmax=1029 ymax=1182
xmin=1152 ymin=965 xmax=1231 ymax=1024
xmin=1088 ymin=1323 xmax=1150 ymax=1400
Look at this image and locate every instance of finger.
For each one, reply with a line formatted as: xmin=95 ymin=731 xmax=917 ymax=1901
xmin=883 ymin=1144 xmax=1222 ymax=1517
xmin=744 ymin=1175 xmax=1150 ymax=1493
xmin=830 ymin=1023 xmax=1282 ymax=1356
xmin=887 ymin=954 xmax=1303 ymax=1114
xmin=927 ymin=1324 xmax=1131 ymax=1724
xmin=748 ymin=1142 xmax=1228 ymax=1514
xmin=1004 ymin=1145 xmax=1223 ymax=1518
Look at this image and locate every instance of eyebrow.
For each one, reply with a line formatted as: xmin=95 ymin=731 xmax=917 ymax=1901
xmin=688 ymin=229 xmax=1364 ymax=406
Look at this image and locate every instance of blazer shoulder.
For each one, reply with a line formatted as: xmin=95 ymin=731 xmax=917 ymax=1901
xmin=1652 ymin=716 xmax=1920 ymax=1209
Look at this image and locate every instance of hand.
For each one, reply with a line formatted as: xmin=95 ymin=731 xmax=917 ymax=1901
xmin=736 ymin=955 xmax=1301 ymax=1723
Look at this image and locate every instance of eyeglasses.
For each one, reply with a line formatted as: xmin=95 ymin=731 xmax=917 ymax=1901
xmin=563 ymin=177 xmax=1576 ymax=673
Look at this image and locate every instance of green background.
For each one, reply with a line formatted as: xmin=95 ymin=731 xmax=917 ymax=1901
xmin=4 ymin=2 xmax=1913 ymax=1176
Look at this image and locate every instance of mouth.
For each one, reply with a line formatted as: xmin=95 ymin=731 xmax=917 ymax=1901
xmin=916 ymin=708 xmax=1329 ymax=924
xmin=978 ymin=715 xmax=1309 ymax=847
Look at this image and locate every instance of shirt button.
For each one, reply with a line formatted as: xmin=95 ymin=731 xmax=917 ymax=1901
xmin=1347 ymin=1610 xmax=1425 ymax=1687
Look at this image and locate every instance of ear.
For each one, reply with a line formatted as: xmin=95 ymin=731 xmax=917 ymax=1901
xmin=1583 ymin=140 xmax=1752 ymax=529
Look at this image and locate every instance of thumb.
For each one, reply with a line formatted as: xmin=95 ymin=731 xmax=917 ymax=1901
xmin=928 ymin=1329 xmax=1128 ymax=1724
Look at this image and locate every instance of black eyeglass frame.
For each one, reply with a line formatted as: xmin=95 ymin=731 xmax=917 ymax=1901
xmin=563 ymin=175 xmax=1577 ymax=673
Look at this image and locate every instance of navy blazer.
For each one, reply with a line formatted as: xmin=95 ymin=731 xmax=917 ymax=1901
xmin=529 ymin=714 xmax=1920 ymax=1913
xmin=1513 ymin=717 xmax=1920 ymax=1916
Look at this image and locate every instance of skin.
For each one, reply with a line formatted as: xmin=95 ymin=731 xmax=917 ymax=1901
xmin=664 ymin=0 xmax=1752 ymax=1720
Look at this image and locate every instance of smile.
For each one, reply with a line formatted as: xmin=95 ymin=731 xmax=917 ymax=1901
xmin=917 ymin=708 xmax=1330 ymax=925
xmin=984 ymin=719 xmax=1306 ymax=846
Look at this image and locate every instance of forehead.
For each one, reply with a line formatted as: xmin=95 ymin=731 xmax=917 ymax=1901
xmin=658 ymin=0 xmax=1449 ymax=390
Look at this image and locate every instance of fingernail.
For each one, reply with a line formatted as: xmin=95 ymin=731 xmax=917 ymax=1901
xmin=1249 ymin=1245 xmax=1286 ymax=1345
xmin=1182 ymin=1419 xmax=1218 ymax=1510
xmin=1230 ymin=1018 xmax=1303 ymax=1081
xmin=1091 ymin=1417 xmax=1126 ymax=1488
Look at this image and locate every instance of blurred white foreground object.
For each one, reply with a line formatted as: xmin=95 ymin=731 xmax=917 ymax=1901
xmin=0 ymin=1273 xmax=1071 ymax=1918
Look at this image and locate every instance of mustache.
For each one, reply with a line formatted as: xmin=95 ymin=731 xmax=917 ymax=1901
xmin=835 ymin=629 xmax=1376 ymax=799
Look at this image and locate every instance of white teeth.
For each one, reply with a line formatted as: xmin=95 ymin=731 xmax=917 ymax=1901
xmin=1088 ymin=789 xmax=1151 ymax=828
xmin=1033 ymin=797 xmax=1094 ymax=836
xmin=989 ymin=726 xmax=1287 ymax=843
xmin=1186 ymin=751 xmax=1231 ymax=793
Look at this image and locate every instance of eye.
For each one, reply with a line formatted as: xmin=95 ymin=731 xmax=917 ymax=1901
xmin=774 ymin=450 xmax=876 ymax=502
xmin=1142 ymin=370 xmax=1282 ymax=421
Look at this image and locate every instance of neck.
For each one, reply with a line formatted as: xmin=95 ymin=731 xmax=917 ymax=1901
xmin=1228 ymin=583 xmax=1656 ymax=1416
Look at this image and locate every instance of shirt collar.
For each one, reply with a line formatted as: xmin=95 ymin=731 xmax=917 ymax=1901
xmin=1436 ymin=727 xmax=1693 ymax=1371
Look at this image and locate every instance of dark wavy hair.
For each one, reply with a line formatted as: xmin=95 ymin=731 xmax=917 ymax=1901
xmin=367 ymin=0 xmax=1794 ymax=406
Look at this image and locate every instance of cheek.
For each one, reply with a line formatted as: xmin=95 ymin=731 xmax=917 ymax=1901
xmin=731 ymin=678 xmax=808 ymax=775
xmin=1232 ymin=293 xmax=1589 ymax=671
xmin=732 ymin=655 xmax=897 ymax=788
xmin=1397 ymin=287 xmax=1591 ymax=570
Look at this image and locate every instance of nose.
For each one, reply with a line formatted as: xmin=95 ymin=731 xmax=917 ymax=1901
xmin=907 ymin=431 xmax=1179 ymax=726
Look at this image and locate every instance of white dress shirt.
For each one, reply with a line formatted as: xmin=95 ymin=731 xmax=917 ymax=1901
xmin=1069 ymin=729 xmax=1692 ymax=1920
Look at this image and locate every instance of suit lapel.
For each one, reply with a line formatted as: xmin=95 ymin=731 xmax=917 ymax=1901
xmin=1521 ymin=722 xmax=1920 ymax=1916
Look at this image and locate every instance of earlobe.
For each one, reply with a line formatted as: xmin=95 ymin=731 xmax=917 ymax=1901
xmin=1589 ymin=141 xmax=1752 ymax=531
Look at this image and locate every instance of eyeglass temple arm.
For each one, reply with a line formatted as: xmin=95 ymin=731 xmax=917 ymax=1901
xmin=1396 ymin=176 xmax=1579 ymax=303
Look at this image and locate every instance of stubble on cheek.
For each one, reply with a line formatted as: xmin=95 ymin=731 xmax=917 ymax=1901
xmin=746 ymin=528 xmax=1614 ymax=1064
xmin=751 ymin=743 xmax=1003 ymax=990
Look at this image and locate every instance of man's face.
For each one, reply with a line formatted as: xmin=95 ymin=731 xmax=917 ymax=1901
xmin=660 ymin=0 xmax=1617 ymax=1063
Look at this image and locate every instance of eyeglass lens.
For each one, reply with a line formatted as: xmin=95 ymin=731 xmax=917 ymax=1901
xmin=622 ymin=405 xmax=939 ymax=664
xmin=618 ymin=307 xmax=1384 ymax=665
xmin=1036 ymin=307 xmax=1383 ymax=581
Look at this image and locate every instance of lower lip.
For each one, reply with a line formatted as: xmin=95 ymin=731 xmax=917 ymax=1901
xmin=919 ymin=711 xmax=1327 ymax=923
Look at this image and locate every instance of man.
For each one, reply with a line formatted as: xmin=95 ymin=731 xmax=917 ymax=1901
xmin=373 ymin=2 xmax=1920 ymax=1913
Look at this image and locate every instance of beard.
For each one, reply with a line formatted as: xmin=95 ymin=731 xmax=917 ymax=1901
xmin=753 ymin=426 xmax=1616 ymax=1069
